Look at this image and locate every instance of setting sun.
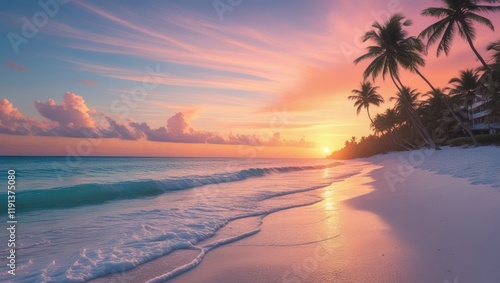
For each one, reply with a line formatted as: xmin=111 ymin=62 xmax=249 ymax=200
xmin=323 ymin=147 xmax=330 ymax=154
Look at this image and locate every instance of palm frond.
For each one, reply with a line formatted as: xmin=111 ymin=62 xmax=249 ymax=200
xmin=421 ymin=7 xmax=451 ymax=17
xmin=437 ymin=21 xmax=456 ymax=56
xmin=474 ymin=4 xmax=500 ymax=13
xmin=457 ymin=18 xmax=477 ymax=40
xmin=465 ymin=12 xmax=495 ymax=30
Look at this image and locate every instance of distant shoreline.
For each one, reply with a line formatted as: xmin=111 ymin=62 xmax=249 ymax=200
xmin=328 ymin=134 xmax=500 ymax=160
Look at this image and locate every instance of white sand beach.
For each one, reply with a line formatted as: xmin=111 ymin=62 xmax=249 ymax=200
xmin=95 ymin=146 xmax=500 ymax=283
xmin=172 ymin=146 xmax=500 ymax=283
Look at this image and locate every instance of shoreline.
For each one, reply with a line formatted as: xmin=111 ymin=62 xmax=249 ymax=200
xmin=93 ymin=146 xmax=500 ymax=282
xmin=329 ymin=143 xmax=500 ymax=161
xmin=170 ymin=148 xmax=500 ymax=282
xmin=89 ymin=183 xmax=331 ymax=283
xmin=169 ymin=165 xmax=384 ymax=283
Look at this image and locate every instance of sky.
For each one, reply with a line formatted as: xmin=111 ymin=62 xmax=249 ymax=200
xmin=1 ymin=0 xmax=499 ymax=158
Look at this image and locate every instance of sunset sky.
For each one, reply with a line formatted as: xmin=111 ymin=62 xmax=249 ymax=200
xmin=1 ymin=0 xmax=499 ymax=158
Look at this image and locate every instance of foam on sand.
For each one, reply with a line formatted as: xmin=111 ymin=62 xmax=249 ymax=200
xmin=168 ymin=146 xmax=500 ymax=283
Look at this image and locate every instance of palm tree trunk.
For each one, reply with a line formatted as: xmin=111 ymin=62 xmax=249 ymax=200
xmin=413 ymin=68 xmax=479 ymax=147
xmin=366 ymin=108 xmax=374 ymax=124
xmin=394 ymin=127 xmax=419 ymax=150
xmin=395 ymin=76 xmax=404 ymax=90
xmin=406 ymin=106 xmax=440 ymax=150
xmin=402 ymin=105 xmax=433 ymax=148
xmin=391 ymin=129 xmax=417 ymax=150
xmin=389 ymin=71 xmax=437 ymax=148
xmin=462 ymin=28 xmax=492 ymax=74
xmin=390 ymin=72 xmax=404 ymax=91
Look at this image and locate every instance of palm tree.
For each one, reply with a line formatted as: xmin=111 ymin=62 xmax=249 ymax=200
xmin=447 ymin=69 xmax=481 ymax=146
xmin=354 ymin=14 xmax=439 ymax=149
xmin=420 ymin=0 xmax=500 ymax=73
xmin=412 ymin=66 xmax=479 ymax=145
xmin=390 ymin=86 xmax=440 ymax=149
xmin=353 ymin=14 xmax=426 ymax=90
xmin=481 ymin=41 xmax=500 ymax=122
xmin=486 ymin=39 xmax=500 ymax=80
xmin=449 ymin=69 xmax=481 ymax=107
xmin=424 ymin=92 xmax=465 ymax=139
xmin=372 ymin=108 xmax=418 ymax=150
xmin=371 ymin=113 xmax=388 ymax=136
xmin=371 ymin=110 xmax=399 ymax=136
xmin=355 ymin=12 xmax=480 ymax=146
xmin=349 ymin=81 xmax=385 ymax=123
xmin=487 ymin=39 xmax=500 ymax=64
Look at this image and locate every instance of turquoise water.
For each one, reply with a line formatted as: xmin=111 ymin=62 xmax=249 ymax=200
xmin=0 ymin=157 xmax=355 ymax=282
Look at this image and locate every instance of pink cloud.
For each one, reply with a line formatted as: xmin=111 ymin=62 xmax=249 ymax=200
xmin=0 ymin=99 xmax=44 ymax=135
xmin=101 ymin=115 xmax=143 ymax=140
xmin=0 ymin=99 xmax=24 ymax=121
xmin=166 ymin=112 xmax=190 ymax=136
xmin=79 ymin=79 xmax=97 ymax=87
xmin=129 ymin=112 xmax=313 ymax=147
xmin=5 ymin=61 xmax=28 ymax=72
xmin=2 ymin=94 xmax=314 ymax=147
xmin=35 ymin=92 xmax=96 ymax=128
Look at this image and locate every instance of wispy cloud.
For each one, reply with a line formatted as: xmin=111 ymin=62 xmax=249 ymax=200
xmin=5 ymin=60 xmax=28 ymax=72
xmin=41 ymin=1 xmax=345 ymax=112
xmin=65 ymin=60 xmax=278 ymax=93
xmin=260 ymin=64 xmax=362 ymax=112
xmin=79 ymin=79 xmax=97 ymax=87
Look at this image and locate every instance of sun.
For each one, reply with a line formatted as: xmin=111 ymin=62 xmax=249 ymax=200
xmin=323 ymin=147 xmax=330 ymax=154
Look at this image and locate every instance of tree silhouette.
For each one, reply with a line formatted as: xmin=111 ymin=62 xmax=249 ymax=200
xmin=420 ymin=0 xmax=500 ymax=73
xmin=349 ymin=81 xmax=384 ymax=123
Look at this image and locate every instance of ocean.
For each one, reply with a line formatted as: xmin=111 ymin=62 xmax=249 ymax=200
xmin=0 ymin=157 xmax=358 ymax=282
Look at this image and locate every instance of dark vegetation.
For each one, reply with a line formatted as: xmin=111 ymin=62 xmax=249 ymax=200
xmin=330 ymin=1 xmax=500 ymax=159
